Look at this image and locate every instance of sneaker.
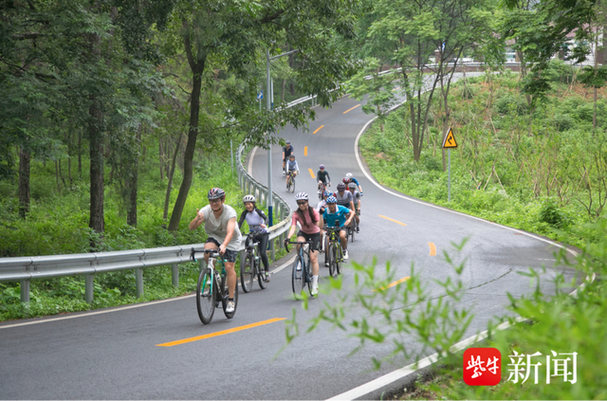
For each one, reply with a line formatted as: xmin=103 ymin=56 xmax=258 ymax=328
xmin=343 ymin=249 xmax=349 ymax=260
xmin=324 ymin=261 xmax=329 ymax=267
xmin=264 ymin=271 xmax=271 ymax=283
xmin=282 ymin=170 xmax=286 ymax=176
xmin=226 ymin=300 xmax=235 ymax=313
xmin=356 ymin=226 xmax=359 ymax=233
xmin=311 ymin=283 xmax=319 ymax=296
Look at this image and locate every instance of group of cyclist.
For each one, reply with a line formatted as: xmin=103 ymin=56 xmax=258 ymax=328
xmin=188 ymin=140 xmax=364 ymax=312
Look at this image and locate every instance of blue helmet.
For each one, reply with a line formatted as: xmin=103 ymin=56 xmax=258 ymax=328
xmin=326 ymin=196 xmax=337 ymax=204
xmin=323 ymin=190 xmax=332 ymax=198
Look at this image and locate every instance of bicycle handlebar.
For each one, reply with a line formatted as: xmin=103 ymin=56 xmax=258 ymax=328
xmin=283 ymin=239 xmax=312 ymax=253
xmin=190 ymin=247 xmax=222 ymax=262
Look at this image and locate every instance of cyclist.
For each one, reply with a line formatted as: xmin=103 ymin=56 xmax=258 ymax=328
xmin=323 ymin=196 xmax=354 ymax=260
xmin=285 ymin=154 xmax=300 ymax=188
xmin=189 ymin=187 xmax=242 ymax=313
xmin=343 ymin=172 xmax=363 ymax=196
xmin=284 ymin=192 xmax=322 ymax=296
xmin=315 ymin=190 xmax=332 ymax=261
xmin=238 ymin=195 xmax=270 ymax=283
xmin=334 ymin=182 xmax=355 ymax=211
xmin=282 ymin=140 xmax=294 ymax=175
xmin=348 ymin=182 xmax=361 ymax=232
xmin=316 ymin=164 xmax=331 ymax=193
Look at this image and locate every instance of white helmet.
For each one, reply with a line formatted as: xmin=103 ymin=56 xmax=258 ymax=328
xmin=345 ymin=172 xmax=353 ymax=179
xmin=242 ymin=194 xmax=256 ymax=203
xmin=295 ymin=192 xmax=309 ymax=201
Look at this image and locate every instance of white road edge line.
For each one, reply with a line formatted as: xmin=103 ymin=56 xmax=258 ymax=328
xmin=329 ymin=97 xmax=582 ymax=401
xmin=0 ymin=254 xmax=298 ymax=330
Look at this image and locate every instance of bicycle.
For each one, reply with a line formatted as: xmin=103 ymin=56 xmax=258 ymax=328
xmin=347 ymin=214 xmax=357 ymax=242
xmin=241 ymin=231 xmax=269 ymax=293
xmin=191 ymin=248 xmax=239 ymax=324
xmin=317 ymin=181 xmax=329 ymax=200
xmin=285 ymin=239 xmax=313 ymax=298
xmin=286 ymin=170 xmax=296 ymax=193
xmin=325 ymin=227 xmax=344 ymax=278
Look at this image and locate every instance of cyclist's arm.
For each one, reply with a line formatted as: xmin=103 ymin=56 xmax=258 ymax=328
xmin=189 ymin=208 xmax=205 ymax=231
xmin=295 ymin=161 xmax=300 ymax=172
xmin=345 ymin=208 xmax=354 ymax=226
xmin=237 ymin=210 xmax=247 ymax=229
xmin=257 ymin=208 xmax=268 ymax=227
xmin=221 ymin=217 xmax=237 ymax=253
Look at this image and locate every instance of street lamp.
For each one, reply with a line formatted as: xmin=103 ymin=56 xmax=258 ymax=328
xmin=265 ymin=47 xmax=298 ymax=228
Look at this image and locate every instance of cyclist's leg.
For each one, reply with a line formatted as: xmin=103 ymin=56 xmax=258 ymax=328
xmin=204 ymin=237 xmax=220 ymax=264
xmin=339 ymin=228 xmax=348 ymax=251
xmin=223 ymin=250 xmax=238 ymax=299
xmin=308 ymin=232 xmax=321 ymax=276
xmin=258 ymin=233 xmax=270 ymax=271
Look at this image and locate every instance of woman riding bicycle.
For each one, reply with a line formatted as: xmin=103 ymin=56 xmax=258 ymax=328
xmin=284 ymin=192 xmax=322 ymax=295
xmin=323 ymin=195 xmax=354 ymax=260
xmin=285 ymin=154 xmax=299 ymax=188
xmin=238 ymin=195 xmax=271 ymax=283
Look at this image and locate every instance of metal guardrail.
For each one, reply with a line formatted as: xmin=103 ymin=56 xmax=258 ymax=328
xmin=0 ymin=115 xmax=307 ymax=305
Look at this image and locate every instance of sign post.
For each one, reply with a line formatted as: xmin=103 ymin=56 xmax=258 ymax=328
xmin=442 ymin=127 xmax=458 ymax=202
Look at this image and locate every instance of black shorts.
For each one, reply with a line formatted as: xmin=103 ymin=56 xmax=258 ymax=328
xmin=297 ymin=231 xmax=321 ymax=252
xmin=205 ymin=237 xmax=238 ymax=263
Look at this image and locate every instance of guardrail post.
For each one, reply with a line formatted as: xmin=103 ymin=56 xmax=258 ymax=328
xmin=171 ymin=264 xmax=179 ymax=288
xmin=85 ymin=274 xmax=94 ymax=303
xmin=20 ymin=280 xmax=30 ymax=303
xmin=136 ymin=268 xmax=144 ymax=298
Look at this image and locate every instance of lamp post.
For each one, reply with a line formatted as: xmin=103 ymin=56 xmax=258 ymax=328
xmin=265 ymin=47 xmax=299 ymax=228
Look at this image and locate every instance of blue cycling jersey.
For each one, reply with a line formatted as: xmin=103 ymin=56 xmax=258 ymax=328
xmin=350 ymin=177 xmax=360 ymax=186
xmin=323 ymin=205 xmax=350 ymax=227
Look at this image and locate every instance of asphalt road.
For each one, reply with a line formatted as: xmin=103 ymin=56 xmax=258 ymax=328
xmin=0 ymin=92 xmax=578 ymax=400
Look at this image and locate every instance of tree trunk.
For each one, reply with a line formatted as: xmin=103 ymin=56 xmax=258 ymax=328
xmin=164 ymin=131 xmax=183 ymax=222
xmin=168 ymin=21 xmax=207 ymax=231
xmin=78 ymin=129 xmax=82 ymax=176
xmin=159 ymin=139 xmax=164 ymax=180
xmin=18 ymin=147 xmax=31 ymax=219
xmin=88 ymin=32 xmax=105 ymax=235
xmin=126 ymin=128 xmax=141 ymax=227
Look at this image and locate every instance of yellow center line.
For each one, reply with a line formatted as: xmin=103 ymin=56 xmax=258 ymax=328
xmin=428 ymin=242 xmax=436 ymax=256
xmin=374 ymin=276 xmax=411 ymax=291
xmin=378 ymin=215 xmax=407 ymax=226
xmin=309 ymin=168 xmax=315 ymax=178
xmin=304 ymin=146 xmax=308 ymax=156
xmin=313 ymin=125 xmax=324 ymax=134
xmin=156 ymin=318 xmax=286 ymax=347
xmin=343 ymin=104 xmax=361 ymax=114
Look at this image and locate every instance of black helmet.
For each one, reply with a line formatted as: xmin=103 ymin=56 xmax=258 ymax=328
xmin=207 ymin=187 xmax=226 ymax=200
xmin=337 ymin=183 xmax=346 ymax=191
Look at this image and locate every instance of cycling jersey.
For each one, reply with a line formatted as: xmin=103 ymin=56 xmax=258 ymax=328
xmin=286 ymin=160 xmax=299 ymax=172
xmin=238 ymin=208 xmax=268 ymax=233
xmin=350 ymin=191 xmax=360 ymax=210
xmin=317 ymin=170 xmax=331 ymax=184
xmin=315 ymin=200 xmax=327 ymax=214
xmin=323 ymin=205 xmax=350 ymax=228
xmin=283 ymin=145 xmax=294 ymax=158
xmin=334 ymin=191 xmax=353 ymax=208
xmin=348 ymin=177 xmax=360 ymax=186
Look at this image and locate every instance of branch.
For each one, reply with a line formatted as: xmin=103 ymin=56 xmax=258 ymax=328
xmin=13 ymin=33 xmax=44 ymax=40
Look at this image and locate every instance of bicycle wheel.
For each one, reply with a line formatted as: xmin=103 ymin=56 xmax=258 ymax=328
xmin=257 ymin=257 xmax=268 ymax=289
xmin=336 ymin=246 xmax=342 ymax=275
xmin=221 ymin=273 xmax=238 ymax=319
xmin=241 ymin=252 xmax=254 ymax=293
xmin=327 ymin=242 xmax=336 ymax=278
xmin=330 ymin=245 xmax=340 ymax=278
xmin=196 ymin=268 xmax=215 ymax=324
xmin=290 ymin=176 xmax=296 ymax=193
xmin=291 ymin=256 xmax=305 ymax=297
xmin=348 ymin=222 xmax=355 ymax=242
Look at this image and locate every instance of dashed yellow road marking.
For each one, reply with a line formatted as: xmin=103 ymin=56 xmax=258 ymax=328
xmin=374 ymin=276 xmax=411 ymax=291
xmin=304 ymin=146 xmax=308 ymax=156
xmin=313 ymin=125 xmax=324 ymax=134
xmin=156 ymin=318 xmax=286 ymax=347
xmin=309 ymin=168 xmax=315 ymax=178
xmin=428 ymin=242 xmax=436 ymax=256
xmin=343 ymin=104 xmax=361 ymax=114
xmin=378 ymin=215 xmax=407 ymax=226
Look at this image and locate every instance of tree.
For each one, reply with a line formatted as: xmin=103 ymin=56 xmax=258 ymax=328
xmin=166 ymin=0 xmax=359 ymax=231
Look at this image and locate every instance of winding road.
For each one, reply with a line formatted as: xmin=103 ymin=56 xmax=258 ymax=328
xmin=0 ymin=92 xmax=577 ymax=400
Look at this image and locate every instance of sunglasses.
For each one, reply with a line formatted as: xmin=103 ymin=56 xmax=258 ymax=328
xmin=297 ymin=201 xmax=307 ymax=205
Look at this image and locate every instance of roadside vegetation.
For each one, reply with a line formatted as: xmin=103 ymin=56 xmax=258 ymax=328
xmin=348 ymin=64 xmax=607 ymax=399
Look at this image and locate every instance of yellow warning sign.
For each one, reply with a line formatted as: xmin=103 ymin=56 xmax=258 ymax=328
xmin=442 ymin=128 xmax=458 ymax=149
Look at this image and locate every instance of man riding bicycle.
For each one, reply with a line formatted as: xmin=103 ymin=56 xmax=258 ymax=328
xmin=189 ymin=187 xmax=242 ymax=313
xmin=343 ymin=172 xmax=363 ymax=196
xmin=316 ymin=164 xmax=331 ymax=193
xmin=285 ymin=154 xmax=299 ymax=188
xmin=348 ymin=182 xmax=361 ymax=232
xmin=323 ymin=195 xmax=354 ymax=260
xmin=334 ymin=182 xmax=355 ymax=211
xmin=282 ymin=140 xmax=294 ymax=175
